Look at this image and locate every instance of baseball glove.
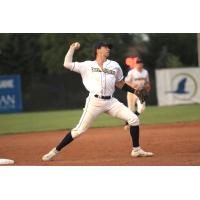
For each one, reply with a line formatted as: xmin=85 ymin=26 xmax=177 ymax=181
xmin=134 ymin=88 xmax=149 ymax=103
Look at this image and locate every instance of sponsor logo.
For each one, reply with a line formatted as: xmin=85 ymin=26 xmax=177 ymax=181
xmin=91 ymin=67 xmax=115 ymax=75
xmin=0 ymin=76 xmax=22 ymax=112
xmin=166 ymin=73 xmax=197 ymax=101
xmin=0 ymin=95 xmax=16 ymax=109
xmin=0 ymin=80 xmax=14 ymax=89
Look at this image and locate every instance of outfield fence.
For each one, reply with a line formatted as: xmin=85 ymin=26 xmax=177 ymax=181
xmin=19 ymin=72 xmax=157 ymax=111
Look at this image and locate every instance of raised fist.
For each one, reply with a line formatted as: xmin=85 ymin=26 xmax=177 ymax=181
xmin=70 ymin=42 xmax=80 ymax=50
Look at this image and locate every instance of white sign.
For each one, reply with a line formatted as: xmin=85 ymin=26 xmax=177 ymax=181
xmin=156 ymin=67 xmax=200 ymax=106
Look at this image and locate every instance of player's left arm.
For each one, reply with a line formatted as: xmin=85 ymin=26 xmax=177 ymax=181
xmin=115 ymin=66 xmax=146 ymax=102
xmin=116 ymin=80 xmax=135 ymax=91
xmin=116 ymin=79 xmax=140 ymax=96
xmin=115 ymin=63 xmax=138 ymax=92
xmin=116 ymin=80 xmax=147 ymax=103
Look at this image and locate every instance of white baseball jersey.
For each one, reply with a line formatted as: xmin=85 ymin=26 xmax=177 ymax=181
xmin=71 ymin=59 xmax=123 ymax=96
xmin=125 ymin=68 xmax=149 ymax=89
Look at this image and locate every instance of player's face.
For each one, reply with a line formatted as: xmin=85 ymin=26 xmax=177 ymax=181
xmin=135 ymin=63 xmax=144 ymax=71
xmin=97 ymin=46 xmax=110 ymax=58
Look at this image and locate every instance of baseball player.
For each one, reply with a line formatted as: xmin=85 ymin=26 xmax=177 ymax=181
xmin=42 ymin=41 xmax=154 ymax=161
xmin=124 ymin=57 xmax=151 ymax=130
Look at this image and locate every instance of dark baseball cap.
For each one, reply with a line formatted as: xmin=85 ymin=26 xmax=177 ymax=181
xmin=94 ymin=41 xmax=113 ymax=50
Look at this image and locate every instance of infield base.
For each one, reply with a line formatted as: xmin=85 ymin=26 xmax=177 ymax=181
xmin=0 ymin=159 xmax=15 ymax=165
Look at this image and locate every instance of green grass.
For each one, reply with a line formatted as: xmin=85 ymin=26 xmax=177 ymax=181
xmin=0 ymin=104 xmax=200 ymax=135
xmin=140 ymin=104 xmax=200 ymax=124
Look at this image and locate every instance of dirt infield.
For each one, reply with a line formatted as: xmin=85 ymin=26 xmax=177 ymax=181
xmin=0 ymin=121 xmax=200 ymax=166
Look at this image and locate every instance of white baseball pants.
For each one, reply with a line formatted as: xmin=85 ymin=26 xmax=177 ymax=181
xmin=71 ymin=95 xmax=139 ymax=138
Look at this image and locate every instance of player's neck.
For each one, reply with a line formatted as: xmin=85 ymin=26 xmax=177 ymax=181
xmin=96 ymin=55 xmax=107 ymax=67
xmin=136 ymin=68 xmax=143 ymax=72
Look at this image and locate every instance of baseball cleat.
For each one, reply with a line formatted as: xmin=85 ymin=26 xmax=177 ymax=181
xmin=42 ymin=147 xmax=59 ymax=161
xmin=131 ymin=147 xmax=154 ymax=157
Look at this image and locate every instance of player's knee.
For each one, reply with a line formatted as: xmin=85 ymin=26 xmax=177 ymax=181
xmin=127 ymin=114 xmax=139 ymax=126
xmin=71 ymin=129 xmax=85 ymax=138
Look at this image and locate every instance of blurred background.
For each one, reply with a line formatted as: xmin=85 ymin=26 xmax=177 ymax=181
xmin=0 ymin=33 xmax=199 ymax=112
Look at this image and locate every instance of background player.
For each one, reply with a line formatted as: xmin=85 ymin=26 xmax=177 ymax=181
xmin=124 ymin=57 xmax=151 ymax=130
xmin=42 ymin=41 xmax=154 ymax=161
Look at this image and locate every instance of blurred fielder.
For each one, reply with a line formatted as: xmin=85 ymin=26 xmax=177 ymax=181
xmin=42 ymin=41 xmax=154 ymax=161
xmin=124 ymin=57 xmax=151 ymax=130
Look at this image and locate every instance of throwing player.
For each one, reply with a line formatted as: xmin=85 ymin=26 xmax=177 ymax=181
xmin=124 ymin=57 xmax=151 ymax=130
xmin=42 ymin=41 xmax=154 ymax=161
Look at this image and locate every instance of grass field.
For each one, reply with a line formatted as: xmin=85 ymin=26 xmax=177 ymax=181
xmin=0 ymin=104 xmax=200 ymax=135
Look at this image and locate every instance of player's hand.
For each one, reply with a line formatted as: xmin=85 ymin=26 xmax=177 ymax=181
xmin=70 ymin=42 xmax=81 ymax=50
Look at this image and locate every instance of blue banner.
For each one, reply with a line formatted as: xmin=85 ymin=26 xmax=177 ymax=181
xmin=0 ymin=75 xmax=22 ymax=113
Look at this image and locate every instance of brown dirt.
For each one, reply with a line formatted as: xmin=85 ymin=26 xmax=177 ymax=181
xmin=0 ymin=121 xmax=200 ymax=166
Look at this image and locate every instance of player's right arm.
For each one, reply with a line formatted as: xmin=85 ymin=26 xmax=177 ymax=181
xmin=63 ymin=42 xmax=80 ymax=70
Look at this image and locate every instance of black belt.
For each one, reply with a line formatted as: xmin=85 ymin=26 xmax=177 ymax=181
xmin=94 ymin=94 xmax=111 ymax=100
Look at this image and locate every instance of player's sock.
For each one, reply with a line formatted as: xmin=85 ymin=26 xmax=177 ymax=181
xmin=56 ymin=131 xmax=74 ymax=151
xmin=134 ymin=111 xmax=140 ymax=116
xmin=130 ymin=126 xmax=140 ymax=147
